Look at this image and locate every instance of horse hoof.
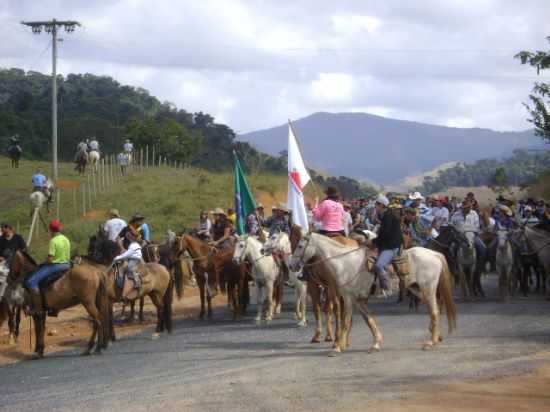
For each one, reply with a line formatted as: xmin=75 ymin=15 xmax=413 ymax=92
xmin=324 ymin=336 xmax=334 ymax=343
xmin=422 ymin=342 xmax=435 ymax=351
xmin=81 ymin=350 xmax=91 ymax=356
xmin=328 ymin=349 xmax=341 ymax=357
xmin=310 ymin=336 xmax=321 ymax=344
xmin=31 ymin=353 xmax=44 ymax=360
xmin=198 ymin=312 xmax=205 ymax=320
xmin=367 ymin=344 xmax=381 ymax=354
xmin=151 ymin=333 xmax=160 ymax=340
xmin=297 ymin=320 xmax=307 ymax=328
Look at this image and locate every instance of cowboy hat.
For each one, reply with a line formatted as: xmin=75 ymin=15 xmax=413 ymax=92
xmin=130 ymin=213 xmax=145 ymax=222
xmin=274 ymin=203 xmax=289 ymax=212
xmin=375 ymin=195 xmax=389 ymax=207
xmin=499 ymin=205 xmax=513 ymax=217
xmin=256 ymin=203 xmax=264 ymax=209
xmin=213 ymin=207 xmax=226 ymax=216
xmin=109 ymin=208 xmax=120 ymax=218
xmin=325 ymin=186 xmax=339 ymax=199
xmin=408 ymin=191 xmax=424 ymax=201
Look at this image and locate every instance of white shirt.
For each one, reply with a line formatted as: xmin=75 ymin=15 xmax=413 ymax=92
xmin=89 ymin=140 xmax=99 ymax=151
xmin=117 ymin=153 xmax=129 ymax=165
xmin=123 ymin=142 xmax=134 ymax=153
xmin=432 ymin=207 xmax=450 ymax=228
xmin=104 ymin=218 xmax=127 ymax=242
xmin=114 ymin=241 xmax=142 ymax=262
xmin=343 ymin=211 xmax=353 ymax=236
xmin=451 ymin=210 xmax=480 ymax=233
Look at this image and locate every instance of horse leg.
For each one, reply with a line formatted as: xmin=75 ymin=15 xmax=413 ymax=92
xmin=206 ymin=293 xmax=213 ymax=320
xmin=423 ymin=290 xmax=440 ymax=350
xmin=81 ymin=301 xmax=102 ymax=355
xmin=7 ymin=307 xmax=16 ymax=345
xmin=307 ymin=282 xmax=322 ymax=343
xmin=325 ymin=296 xmax=334 ymax=343
xmin=254 ymin=283 xmax=263 ymax=322
xmin=474 ymin=263 xmax=485 ymax=298
xmin=149 ymin=292 xmax=163 ymax=339
xmin=139 ymin=297 xmax=145 ymax=323
xmin=198 ymin=277 xmax=206 ymax=319
xmin=458 ymin=265 xmax=469 ymax=301
xmin=355 ymin=298 xmax=383 ymax=353
xmin=331 ymin=295 xmax=353 ymax=355
xmin=33 ymin=314 xmax=45 ymax=359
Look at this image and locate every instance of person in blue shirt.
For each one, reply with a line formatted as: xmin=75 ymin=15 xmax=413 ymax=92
xmin=31 ymin=168 xmax=47 ymax=192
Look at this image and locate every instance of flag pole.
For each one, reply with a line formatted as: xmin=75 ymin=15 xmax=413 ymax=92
xmin=288 ymin=119 xmax=323 ymax=197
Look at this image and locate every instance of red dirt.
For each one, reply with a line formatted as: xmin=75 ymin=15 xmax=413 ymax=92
xmin=82 ymin=209 xmax=107 ymax=221
xmin=0 ymin=287 xmax=226 ymax=365
xmin=56 ymin=179 xmax=80 ymax=190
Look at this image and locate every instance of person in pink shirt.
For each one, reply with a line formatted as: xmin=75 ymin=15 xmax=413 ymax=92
xmin=313 ymin=186 xmax=345 ymax=236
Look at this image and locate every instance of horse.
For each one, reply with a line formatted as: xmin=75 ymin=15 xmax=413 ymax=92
xmin=176 ymin=234 xmax=221 ymax=319
xmin=7 ymin=144 xmax=22 ymax=168
xmin=0 ymin=259 xmax=21 ymax=344
xmin=232 ymin=235 xmax=281 ymax=322
xmin=290 ymin=232 xmax=457 ymax=355
xmin=89 ymin=150 xmax=100 ymax=173
xmin=523 ymin=226 xmax=550 ymax=299
xmin=75 ymin=149 xmax=88 ymax=175
xmin=495 ymin=229 xmax=514 ymax=301
xmin=262 ymin=231 xmax=308 ymax=326
xmin=290 ymin=225 xmax=354 ymax=347
xmin=5 ymin=251 xmax=111 ymax=358
xmin=456 ymin=230 xmax=479 ymax=300
xmin=509 ymin=229 xmax=545 ymax=296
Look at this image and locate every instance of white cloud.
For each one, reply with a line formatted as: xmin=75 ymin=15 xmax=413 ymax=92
xmin=310 ymin=73 xmax=354 ymax=102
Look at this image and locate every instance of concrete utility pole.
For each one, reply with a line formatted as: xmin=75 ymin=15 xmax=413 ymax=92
xmin=21 ymin=19 xmax=80 ymax=182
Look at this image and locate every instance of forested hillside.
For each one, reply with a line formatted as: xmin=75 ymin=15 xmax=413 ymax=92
xmin=416 ymin=149 xmax=550 ymax=194
xmin=0 ymin=68 xmax=284 ymax=172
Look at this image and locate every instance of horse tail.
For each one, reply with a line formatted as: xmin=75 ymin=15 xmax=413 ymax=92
xmin=173 ymin=260 xmax=184 ymax=300
xmin=162 ymin=274 xmax=174 ymax=333
xmin=96 ymin=275 xmax=111 ymax=349
xmin=437 ymin=254 xmax=457 ymax=334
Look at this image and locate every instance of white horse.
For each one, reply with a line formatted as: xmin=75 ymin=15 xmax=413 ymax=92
xmin=262 ymin=232 xmax=308 ymax=327
xmin=456 ymin=230 xmax=477 ymax=300
xmin=290 ymin=232 xmax=456 ymax=354
xmin=495 ymin=229 xmax=514 ymax=301
xmin=232 ymin=235 xmax=281 ymax=322
xmin=89 ymin=150 xmax=100 ymax=173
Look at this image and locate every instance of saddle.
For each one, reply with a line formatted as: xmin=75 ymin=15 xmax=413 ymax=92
xmin=39 ymin=268 xmax=71 ymax=317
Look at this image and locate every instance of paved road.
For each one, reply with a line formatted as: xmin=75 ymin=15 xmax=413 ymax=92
xmin=1 ymin=274 xmax=549 ymax=412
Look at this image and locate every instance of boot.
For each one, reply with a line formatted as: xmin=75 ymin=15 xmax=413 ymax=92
xmin=27 ymin=287 xmax=44 ymax=315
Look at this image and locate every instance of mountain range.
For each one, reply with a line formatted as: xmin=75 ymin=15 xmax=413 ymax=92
xmin=238 ymin=112 xmax=542 ymax=185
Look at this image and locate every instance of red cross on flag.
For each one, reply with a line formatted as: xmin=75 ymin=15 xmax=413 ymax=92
xmin=287 ymin=122 xmax=311 ymax=231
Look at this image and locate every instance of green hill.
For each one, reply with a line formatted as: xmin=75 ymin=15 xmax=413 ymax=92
xmin=0 ymin=155 xmax=294 ymax=258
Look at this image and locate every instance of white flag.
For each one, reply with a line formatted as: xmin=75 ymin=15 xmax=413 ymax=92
xmin=287 ymin=123 xmax=311 ymax=231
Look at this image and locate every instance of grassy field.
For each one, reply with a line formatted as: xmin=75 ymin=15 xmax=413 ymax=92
xmin=0 ymin=155 xmax=315 ymax=259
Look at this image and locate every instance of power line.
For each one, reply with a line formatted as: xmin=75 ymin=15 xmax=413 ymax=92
xmin=21 ymin=19 xmax=81 ymax=182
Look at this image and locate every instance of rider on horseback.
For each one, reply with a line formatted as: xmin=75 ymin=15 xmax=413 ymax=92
xmin=265 ymin=204 xmax=291 ymax=236
xmin=25 ymin=220 xmax=71 ymax=315
xmin=370 ymin=195 xmax=403 ymax=297
xmin=113 ymin=231 xmax=143 ymax=291
xmin=31 ymin=168 xmax=47 ymax=193
xmin=211 ymin=208 xmax=234 ymax=249
xmin=312 ymin=186 xmax=346 ymax=237
xmin=123 ymin=139 xmax=134 ymax=154
xmin=89 ymin=137 xmax=99 ymax=154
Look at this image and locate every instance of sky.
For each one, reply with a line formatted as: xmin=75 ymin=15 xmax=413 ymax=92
xmin=1 ymin=0 xmax=549 ymax=134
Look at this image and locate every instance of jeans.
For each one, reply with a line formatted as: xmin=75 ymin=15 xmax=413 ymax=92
xmin=474 ymin=236 xmax=487 ymax=260
xmin=375 ymin=248 xmax=400 ymax=289
xmin=25 ymin=263 xmax=71 ymax=289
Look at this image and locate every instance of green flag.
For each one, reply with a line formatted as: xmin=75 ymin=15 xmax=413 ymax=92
xmin=234 ymin=152 xmax=257 ymax=235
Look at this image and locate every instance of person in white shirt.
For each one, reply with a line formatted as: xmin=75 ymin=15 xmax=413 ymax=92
xmin=342 ymin=203 xmax=353 ymax=236
xmin=521 ymin=206 xmax=540 ymax=227
xmin=431 ymin=197 xmax=450 ymax=230
xmin=113 ymin=231 xmax=143 ymax=290
xmin=104 ymin=209 xmax=127 ymax=242
xmin=89 ymin=138 xmax=99 ymax=152
xmin=450 ymin=201 xmax=486 ymax=258
xmin=123 ymin=139 xmax=134 ymax=154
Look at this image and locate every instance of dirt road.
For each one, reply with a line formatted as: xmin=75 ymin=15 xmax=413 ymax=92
xmin=1 ymin=273 xmax=549 ymax=412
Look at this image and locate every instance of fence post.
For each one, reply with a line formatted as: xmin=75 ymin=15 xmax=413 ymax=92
xmin=87 ymin=174 xmax=92 ymax=211
xmin=56 ymin=189 xmax=61 ymax=220
xmin=152 ymin=146 xmax=155 ymax=168
xmin=92 ymin=169 xmax=97 ymax=198
xmin=146 ymin=145 xmax=149 ymax=168
xmin=82 ymin=184 xmax=86 ymax=216
xmin=73 ymin=188 xmax=77 ymax=218
xmin=140 ymin=148 xmax=144 ymax=172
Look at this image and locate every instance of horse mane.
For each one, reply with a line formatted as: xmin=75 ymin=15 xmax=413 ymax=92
xmin=310 ymin=232 xmax=354 ymax=250
xmin=19 ymin=250 xmax=37 ymax=266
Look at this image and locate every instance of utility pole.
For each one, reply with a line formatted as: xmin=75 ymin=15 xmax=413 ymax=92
xmin=21 ymin=19 xmax=80 ymax=182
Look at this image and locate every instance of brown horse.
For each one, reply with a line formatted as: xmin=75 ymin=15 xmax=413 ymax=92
xmin=7 ymin=251 xmax=110 ymax=358
xmin=289 ymin=225 xmax=353 ymax=348
xmin=177 ymin=234 xmax=221 ymax=319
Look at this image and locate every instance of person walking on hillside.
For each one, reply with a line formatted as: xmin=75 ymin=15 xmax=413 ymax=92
xmin=104 ymin=209 xmax=127 ymax=242
xmin=24 ymin=220 xmax=71 ymax=315
xmin=312 ymin=186 xmax=345 ymax=236
xmin=117 ymin=152 xmax=128 ymax=175
xmin=370 ymin=195 xmax=403 ymax=297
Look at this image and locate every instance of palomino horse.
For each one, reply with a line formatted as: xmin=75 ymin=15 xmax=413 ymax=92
xmin=89 ymin=150 xmax=100 ymax=173
xmin=290 ymin=232 xmax=457 ymax=354
xmin=6 ymin=251 xmax=111 ymax=358
xmin=523 ymin=226 xmax=550 ymax=299
xmin=75 ymin=149 xmax=88 ymax=175
xmin=7 ymin=144 xmax=22 ymax=168
xmin=176 ymin=234 xmax=220 ymax=319
xmin=262 ymin=231 xmax=308 ymax=326
xmin=232 ymin=235 xmax=281 ymax=322
xmin=495 ymin=229 xmax=515 ymax=301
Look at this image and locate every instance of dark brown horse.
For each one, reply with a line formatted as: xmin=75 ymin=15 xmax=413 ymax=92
xmin=7 ymin=144 xmax=22 ymax=168
xmin=7 ymin=251 xmax=110 ymax=358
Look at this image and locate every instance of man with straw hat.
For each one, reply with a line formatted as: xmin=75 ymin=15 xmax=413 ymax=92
xmin=104 ymin=209 xmax=127 ymax=242
xmin=266 ymin=203 xmax=291 ymax=236
xmin=211 ymin=208 xmax=234 ymax=249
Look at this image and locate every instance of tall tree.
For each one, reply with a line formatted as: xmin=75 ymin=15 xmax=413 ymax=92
xmin=515 ymin=36 xmax=550 ymax=143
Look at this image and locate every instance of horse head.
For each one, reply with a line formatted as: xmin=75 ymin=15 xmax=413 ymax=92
xmin=496 ymin=229 xmax=510 ymax=252
xmin=289 ymin=232 xmax=314 ymax=272
xmin=232 ymin=235 xmax=249 ymax=265
xmin=261 ymin=231 xmax=286 ymax=256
